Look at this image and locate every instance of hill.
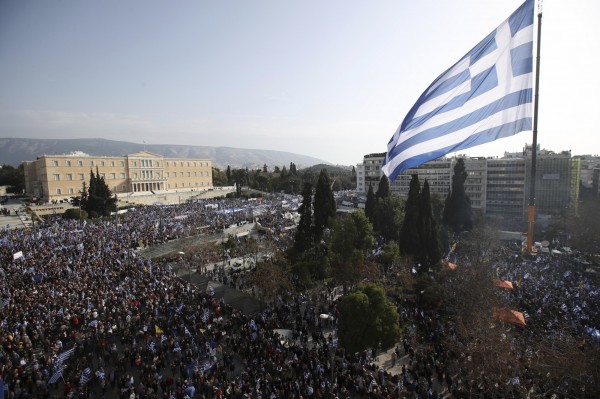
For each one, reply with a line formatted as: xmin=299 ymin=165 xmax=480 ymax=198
xmin=0 ymin=137 xmax=329 ymax=170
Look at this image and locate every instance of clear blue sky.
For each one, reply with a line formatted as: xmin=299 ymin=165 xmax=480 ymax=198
xmin=1 ymin=0 xmax=598 ymax=166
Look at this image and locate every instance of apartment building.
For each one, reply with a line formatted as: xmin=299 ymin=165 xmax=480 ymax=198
xmin=23 ymin=151 xmax=212 ymax=202
xmin=356 ymin=144 xmax=579 ymax=225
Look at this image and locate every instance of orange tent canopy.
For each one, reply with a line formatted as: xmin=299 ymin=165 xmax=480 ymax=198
xmin=494 ymin=280 xmax=514 ymax=289
xmin=492 ymin=307 xmax=526 ymax=327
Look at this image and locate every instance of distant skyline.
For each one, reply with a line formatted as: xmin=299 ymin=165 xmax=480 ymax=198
xmin=1 ymin=0 xmax=599 ymax=166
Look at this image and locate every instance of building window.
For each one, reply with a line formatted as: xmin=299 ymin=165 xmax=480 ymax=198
xmin=52 ymin=160 xmax=59 ymax=166
xmin=121 ymin=161 xmax=125 ymax=167
xmin=165 ymin=172 xmax=169 ymax=177
xmin=78 ymin=173 xmax=84 ymax=180
xmin=110 ymin=173 xmax=116 ymax=179
xmin=120 ymin=173 xmax=126 ymax=178
xmin=78 ymin=160 xmax=83 ymax=166
xmin=68 ymin=188 xmax=74 ymax=194
xmin=56 ymin=188 xmax=62 ymax=195
xmin=111 ymin=161 xmax=115 ymax=167
xmin=66 ymin=160 xmax=72 ymax=167
xmin=134 ymin=173 xmax=138 ymax=178
xmin=66 ymin=174 xmax=73 ymax=181
xmin=101 ymin=161 xmax=105 ymax=167
xmin=187 ymin=172 xmax=191 ymax=177
xmin=53 ymin=174 xmax=60 ymax=181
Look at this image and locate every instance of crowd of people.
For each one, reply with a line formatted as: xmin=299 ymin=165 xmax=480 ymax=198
xmin=1 ymin=195 xmax=599 ymax=398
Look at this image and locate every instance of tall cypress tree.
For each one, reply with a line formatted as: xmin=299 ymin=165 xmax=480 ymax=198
xmin=376 ymin=174 xmax=391 ymax=200
xmin=417 ymin=180 xmax=442 ymax=270
xmin=400 ymin=174 xmax=421 ymax=255
xmin=313 ymin=169 xmax=335 ymax=243
xmin=294 ymin=183 xmax=314 ymax=253
xmin=365 ymin=184 xmax=376 ymax=222
xmin=443 ymin=158 xmax=473 ymax=234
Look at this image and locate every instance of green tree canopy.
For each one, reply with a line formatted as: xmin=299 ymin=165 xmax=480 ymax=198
xmin=364 ymin=184 xmax=375 ymax=222
xmin=294 ymin=182 xmax=314 ymax=254
xmin=376 ymin=174 xmax=390 ymax=200
xmin=82 ymin=169 xmax=117 ymax=217
xmin=443 ymin=158 xmax=473 ymax=234
xmin=416 ymin=180 xmax=442 ymax=270
xmin=328 ymin=210 xmax=374 ymax=290
xmin=337 ymin=284 xmax=400 ymax=353
xmin=212 ymin=167 xmax=228 ymax=186
xmin=312 ymin=169 xmax=335 ymax=243
xmin=373 ymin=196 xmax=404 ymax=241
xmin=0 ymin=164 xmax=25 ymax=194
xmin=400 ymin=174 xmax=421 ymax=255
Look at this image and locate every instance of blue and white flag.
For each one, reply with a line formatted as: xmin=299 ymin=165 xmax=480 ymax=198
xmin=149 ymin=341 xmax=156 ymax=352
xmin=48 ymin=366 xmax=64 ymax=384
xmin=57 ymin=347 xmax=75 ymax=364
xmin=184 ymin=327 xmax=191 ymax=337
xmin=383 ymin=0 xmax=534 ymax=180
xmin=88 ymin=320 xmax=98 ymax=328
xmin=80 ymin=367 xmax=92 ymax=385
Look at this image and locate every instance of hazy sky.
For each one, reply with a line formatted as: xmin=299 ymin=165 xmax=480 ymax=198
xmin=1 ymin=0 xmax=598 ymax=166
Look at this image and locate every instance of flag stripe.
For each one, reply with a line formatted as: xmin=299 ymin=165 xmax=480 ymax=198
xmin=389 ymin=89 xmax=532 ymax=160
xmin=383 ymin=0 xmax=534 ymax=180
xmin=385 ymin=105 xmax=532 ymax=176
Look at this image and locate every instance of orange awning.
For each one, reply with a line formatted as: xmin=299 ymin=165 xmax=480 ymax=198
xmin=492 ymin=307 xmax=526 ymax=327
xmin=494 ymin=280 xmax=514 ymax=289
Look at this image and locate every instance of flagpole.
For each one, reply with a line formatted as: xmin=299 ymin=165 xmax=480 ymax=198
xmin=526 ymin=2 xmax=543 ymax=254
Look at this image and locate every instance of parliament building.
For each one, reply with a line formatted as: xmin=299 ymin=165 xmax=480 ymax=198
xmin=23 ymin=151 xmax=212 ymax=202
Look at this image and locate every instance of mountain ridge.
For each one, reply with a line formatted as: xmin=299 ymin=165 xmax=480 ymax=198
xmin=0 ymin=137 xmax=331 ymax=170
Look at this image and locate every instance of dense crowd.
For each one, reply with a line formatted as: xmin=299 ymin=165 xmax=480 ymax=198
xmin=1 ymin=196 xmax=599 ymax=398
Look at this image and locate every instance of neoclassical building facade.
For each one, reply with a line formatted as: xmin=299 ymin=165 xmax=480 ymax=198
xmin=23 ymin=151 xmax=212 ymax=202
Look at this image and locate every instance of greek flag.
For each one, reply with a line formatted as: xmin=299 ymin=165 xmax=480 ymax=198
xmin=184 ymin=327 xmax=191 ymax=337
xmin=57 ymin=347 xmax=75 ymax=363
xmin=161 ymin=334 xmax=167 ymax=344
xmin=149 ymin=341 xmax=156 ymax=352
xmin=79 ymin=367 xmax=92 ymax=385
xmin=88 ymin=320 xmax=98 ymax=328
xmin=48 ymin=366 xmax=64 ymax=384
xmin=383 ymin=0 xmax=534 ymax=180
xmin=173 ymin=342 xmax=181 ymax=353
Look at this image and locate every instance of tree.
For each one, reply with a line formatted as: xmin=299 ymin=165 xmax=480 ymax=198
xmin=364 ymin=184 xmax=375 ymax=222
xmin=376 ymin=174 xmax=390 ymax=200
xmin=337 ymin=284 xmax=400 ymax=354
xmin=232 ymin=169 xmax=246 ymax=197
xmin=416 ymin=180 xmax=442 ymax=269
xmin=312 ymin=169 xmax=335 ymax=243
xmin=294 ymin=183 xmax=314 ymax=254
xmin=329 ymin=210 xmax=374 ymax=291
xmin=443 ymin=158 xmax=473 ymax=234
xmin=0 ymin=164 xmax=25 ymax=193
xmin=400 ymin=174 xmax=421 ymax=255
xmin=82 ymin=169 xmax=117 ymax=217
xmin=226 ymin=165 xmax=232 ymax=184
xmin=378 ymin=241 xmax=400 ymax=273
xmin=212 ymin=167 xmax=228 ymax=186
xmin=372 ymin=196 xmax=404 ymax=241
